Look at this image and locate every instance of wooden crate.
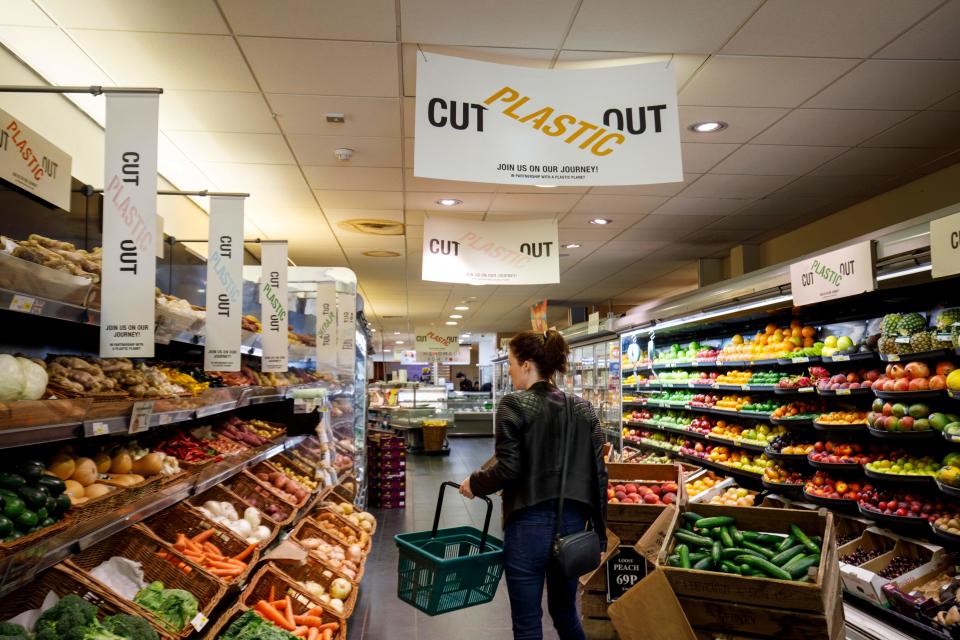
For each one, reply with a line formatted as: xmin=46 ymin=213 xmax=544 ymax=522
xmin=605 ymin=463 xmax=684 ymax=532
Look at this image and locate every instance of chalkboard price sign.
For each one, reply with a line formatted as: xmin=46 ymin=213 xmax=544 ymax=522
xmin=606 ymin=545 xmax=648 ymax=602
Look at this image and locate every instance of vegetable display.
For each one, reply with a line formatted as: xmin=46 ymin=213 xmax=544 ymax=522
xmin=133 ymin=581 xmax=199 ymax=633
xmin=0 ymin=458 xmax=70 ymax=541
xmin=154 ymin=433 xmax=216 ymax=464
xmin=246 ymin=600 xmax=341 ymax=639
xmin=195 ymin=501 xmax=273 ymax=545
xmin=158 ymin=529 xmax=255 ymax=581
xmin=0 ymin=354 xmax=48 ymax=402
xmin=32 ymin=593 xmax=159 ymax=640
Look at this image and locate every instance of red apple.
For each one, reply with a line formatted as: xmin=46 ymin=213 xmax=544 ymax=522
xmin=866 ymin=370 xmax=881 ymax=382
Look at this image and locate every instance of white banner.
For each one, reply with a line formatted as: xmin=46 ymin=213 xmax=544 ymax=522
xmin=422 ymin=214 xmax=559 ymax=285
xmin=789 ymin=241 xmax=875 ymax=307
xmin=415 ymin=53 xmax=681 ymax=186
xmin=99 ymin=94 xmax=159 ymax=357
xmin=259 ymin=241 xmax=288 ymax=372
xmin=931 ymin=210 xmax=960 ymax=279
xmin=337 ymin=290 xmax=356 ymax=370
xmin=0 ymin=107 xmax=72 ymax=210
xmin=315 ymin=282 xmax=337 ymax=369
xmin=415 ymin=326 xmax=460 ymax=362
xmin=203 ymin=196 xmax=244 ymax=371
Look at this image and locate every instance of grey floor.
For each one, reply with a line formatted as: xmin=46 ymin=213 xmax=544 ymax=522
xmin=347 ymin=438 xmax=562 ymax=640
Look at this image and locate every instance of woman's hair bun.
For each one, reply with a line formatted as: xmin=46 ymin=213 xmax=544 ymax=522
xmin=509 ymin=329 xmax=570 ymax=379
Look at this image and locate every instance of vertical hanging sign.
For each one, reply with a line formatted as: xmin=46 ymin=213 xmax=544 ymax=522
xmin=203 ymin=196 xmax=244 ymax=371
xmin=337 ymin=288 xmax=356 ymax=372
xmin=100 ymin=93 xmax=159 ymax=357
xmin=259 ymin=241 xmax=288 ymax=372
xmin=315 ymin=282 xmax=338 ymax=369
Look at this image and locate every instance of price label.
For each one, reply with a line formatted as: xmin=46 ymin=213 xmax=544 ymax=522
xmin=799 ymin=387 xmax=815 ymax=393
xmin=605 ymin=545 xmax=648 ymax=603
xmin=83 ymin=421 xmax=111 ymax=437
xmin=687 ymin=382 xmax=696 ymax=388
xmin=886 ymin=354 xmax=901 ymax=362
xmin=794 ymin=357 xmax=810 ymax=363
xmin=836 ymin=388 xmax=851 ymax=396
xmin=128 ymin=400 xmax=155 ymax=434
xmin=156 ymin=413 xmax=174 ymax=426
xmin=741 ymin=384 xmax=751 ymax=391
xmin=191 ymin=613 xmax=209 ymax=632
xmin=831 ymin=354 xmax=850 ymax=362
xmin=9 ymin=294 xmax=35 ymax=313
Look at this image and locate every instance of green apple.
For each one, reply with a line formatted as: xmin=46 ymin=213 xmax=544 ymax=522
xmin=824 ymin=336 xmax=838 ymax=348
xmin=892 ymin=403 xmax=908 ymax=418
xmin=837 ymin=336 xmax=854 ymax=351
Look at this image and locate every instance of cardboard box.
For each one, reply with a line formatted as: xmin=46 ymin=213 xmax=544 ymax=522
xmin=833 ymin=514 xmax=873 ymax=547
xmin=687 ymin=476 xmax=735 ymax=504
xmin=884 ymin=564 xmax=960 ymax=620
xmin=844 ymin=537 xmax=947 ymax=605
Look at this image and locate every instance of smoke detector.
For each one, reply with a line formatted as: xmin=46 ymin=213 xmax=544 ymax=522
xmin=334 ymin=148 xmax=353 ymax=161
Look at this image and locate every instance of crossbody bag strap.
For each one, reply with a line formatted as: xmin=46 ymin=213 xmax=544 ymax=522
xmin=554 ymin=393 xmax=575 ymax=542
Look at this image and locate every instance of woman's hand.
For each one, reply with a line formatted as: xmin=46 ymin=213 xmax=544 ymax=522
xmin=459 ymin=477 xmax=475 ymax=499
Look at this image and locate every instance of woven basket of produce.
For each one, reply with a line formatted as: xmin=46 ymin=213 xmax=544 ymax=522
xmin=188 ymin=484 xmax=280 ymax=548
xmin=289 ymin=519 xmax=364 ymax=584
xmin=331 ymin=478 xmax=356 ymax=503
xmin=308 ymin=512 xmax=370 ymax=554
xmin=245 ymin=418 xmax=287 ymax=441
xmin=159 ymin=469 xmax=189 ymax=487
xmin=198 ymin=602 xmax=243 ymax=639
xmin=247 ymin=463 xmax=311 ymax=508
xmin=274 ymin=451 xmax=319 ymax=479
xmin=0 ymin=514 xmax=73 ymax=559
xmin=209 ymin=604 xmax=345 ymax=640
xmin=140 ymin=503 xmax=259 ymax=585
xmin=270 ymin=555 xmax=359 ymax=618
xmin=223 ymin=472 xmax=297 ymax=526
xmin=238 ymin=565 xmax=347 ymax=640
xmin=317 ymin=501 xmax=377 ymax=537
xmin=66 ymin=526 xmax=225 ymax=639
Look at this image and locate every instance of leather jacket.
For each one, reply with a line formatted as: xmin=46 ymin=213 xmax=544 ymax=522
xmin=470 ymin=381 xmax=607 ymax=547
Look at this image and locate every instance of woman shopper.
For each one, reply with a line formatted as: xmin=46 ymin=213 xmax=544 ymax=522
xmin=460 ymin=329 xmax=607 ymax=640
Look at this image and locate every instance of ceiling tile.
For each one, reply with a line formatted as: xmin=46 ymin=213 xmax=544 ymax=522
xmin=44 ymin=0 xmax=228 ymax=32
xmin=861 ymin=111 xmax=960 ymax=148
xmin=338 ymin=234 xmax=405 ymax=251
xmin=770 ymin=174 xmax=895 ymax=199
xmin=240 ymin=37 xmax=399 ymax=96
xmin=932 ymin=91 xmax=960 ymax=111
xmin=159 ymin=90 xmax=276 ymax=133
xmin=711 ymin=144 xmax=846 ymax=176
xmin=730 ymin=196 xmax=837 ymax=218
xmin=649 ymin=197 xmax=753 ymax=217
xmin=811 ymin=147 xmax=947 ymax=175
xmin=401 ymin=0 xmax=577 ymax=47
xmin=706 ymin=214 xmax=786 ymax=231
xmin=197 ymin=163 xmax=317 ymax=208
xmin=403 ymin=169 xmax=497 ymax=193
xmin=804 ymin=60 xmax=960 ymax=110
xmin=751 ymin=108 xmax=914 ymax=146
xmin=288 ymin=134 xmax=402 ymax=167
xmin=405 ymin=192 xmax=493 ymax=211
xmin=400 ymin=43 xmax=554 ymax=97
xmin=270 ymin=94 xmax=401 ymax=137
xmin=404 ymin=210 xmax=485 ymax=225
xmin=680 ymin=142 xmax=741 ymax=173
xmin=591 ymin=174 xmax=702 ymax=197
xmin=165 ymin=131 xmax=294 ymax=164
xmin=875 ymin=0 xmax=960 ymax=60
xmin=557 ymin=227 xmax=622 ymax=242
xmin=487 ymin=193 xmax=581 ymax=213
xmin=68 ymin=30 xmax=257 ymax=91
xmin=303 ymin=166 xmax=403 ymax=191
xmin=323 ymin=208 xmax=403 ymax=225
xmin=221 ymin=0 xmax=396 ymax=40
xmin=570 ymin=194 xmax=668 ymax=216
xmin=619 ymin=215 xmax=719 ymax=240
xmin=722 ymin=0 xmax=940 ymax=58
xmin=565 ymin=0 xmax=762 ymax=53
xmin=681 ymin=174 xmax=796 ymax=198
xmin=1 ymin=0 xmax=54 ymax=26
xmin=679 ymin=106 xmax=789 ymax=143
xmin=554 ymin=52 xmax=707 ymax=87
xmin=313 ymin=190 xmax=404 ymax=209
xmin=680 ymin=56 xmax=858 ymax=108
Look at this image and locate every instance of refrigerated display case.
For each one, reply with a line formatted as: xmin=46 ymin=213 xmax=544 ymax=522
xmin=492 ymin=355 xmax=512 ymax=409
xmin=565 ymin=333 xmax=621 ymax=446
xmin=447 ymin=391 xmax=494 ymax=436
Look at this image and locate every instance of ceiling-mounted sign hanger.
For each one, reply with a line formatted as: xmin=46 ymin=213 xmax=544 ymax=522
xmin=414 ymin=53 xmax=682 ymax=186
xmin=789 ymin=241 xmax=875 ymax=307
xmin=203 ymin=196 xmax=246 ymax=372
xmin=259 ymin=240 xmax=289 ymax=373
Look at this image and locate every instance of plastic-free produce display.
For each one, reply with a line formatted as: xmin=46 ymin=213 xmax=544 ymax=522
xmin=608 ymin=481 xmax=679 ymax=505
xmin=708 ymin=486 xmax=756 ymax=507
xmin=0 ymin=458 xmax=70 ymax=541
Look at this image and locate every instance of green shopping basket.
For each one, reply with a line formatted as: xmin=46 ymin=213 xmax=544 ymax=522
xmin=395 ymin=481 xmax=504 ymax=615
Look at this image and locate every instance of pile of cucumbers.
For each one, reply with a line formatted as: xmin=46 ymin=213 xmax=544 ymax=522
xmin=667 ymin=512 xmax=822 ymax=581
xmin=0 ymin=460 xmax=70 ymax=543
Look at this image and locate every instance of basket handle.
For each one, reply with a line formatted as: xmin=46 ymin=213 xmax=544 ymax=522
xmin=432 ymin=481 xmax=494 ymax=552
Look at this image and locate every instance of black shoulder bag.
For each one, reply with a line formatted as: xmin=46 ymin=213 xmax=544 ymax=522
xmin=551 ymin=393 xmax=602 ymax=579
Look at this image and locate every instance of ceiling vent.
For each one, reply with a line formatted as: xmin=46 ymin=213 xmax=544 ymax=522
xmin=338 ymin=219 xmax=405 ymax=236
xmin=362 ymin=250 xmax=401 ymax=257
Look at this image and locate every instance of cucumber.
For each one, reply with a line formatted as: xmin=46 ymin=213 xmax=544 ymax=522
xmin=0 ymin=515 xmax=11 ymax=537
xmin=720 ymin=561 xmax=741 ymax=575
xmin=14 ymin=510 xmax=38 ymax=531
xmin=711 ymin=541 xmax=721 ymax=566
xmin=17 ymin=486 xmax=48 ymax=511
xmin=667 ymin=554 xmax=681 ymax=567
xmin=770 ymin=545 xmax=806 ymax=567
xmin=776 ymin=535 xmax=796 ymax=554
xmin=742 ymin=540 xmax=776 ymax=559
xmin=675 ymin=529 xmax=714 ymax=548
xmin=719 ymin=527 xmax=734 ymax=549
xmin=15 ymin=461 xmax=45 ymax=482
xmin=790 ymin=524 xmax=821 ymax=555
xmin=694 ymin=516 xmax=736 ymax=529
xmin=721 ymin=547 xmax=766 ymax=561
xmin=784 ymin=553 xmax=821 ymax=579
xmin=728 ymin=525 xmax=743 ymax=545
xmin=734 ymin=555 xmax=792 ymax=581
xmin=53 ymin=493 xmax=71 ymax=515
xmin=688 ymin=552 xmax=709 ymax=563
xmin=0 ymin=473 xmax=26 ymax=492
xmin=682 ymin=512 xmax=704 ymax=523
xmin=677 ymin=544 xmax=691 ymax=569
xmin=755 ymin=533 xmax=787 ymax=547
xmin=692 ymin=557 xmax=713 ymax=571
xmin=741 ymin=531 xmax=759 ymax=542
xmin=739 ymin=563 xmax=752 ymax=575
xmin=2 ymin=496 xmax=24 ymax=520
xmin=35 ymin=476 xmax=66 ymax=497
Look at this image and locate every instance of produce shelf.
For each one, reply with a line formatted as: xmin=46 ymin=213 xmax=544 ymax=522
xmin=873 ymin=389 xmax=945 ymax=401
xmin=929 ymin=522 xmax=960 ymax=545
xmin=821 ymin=352 xmax=878 ymax=363
xmin=774 ymin=387 xmax=817 ymax=395
xmin=777 ymin=356 xmax=822 ymax=365
xmin=935 ymin=479 xmax=960 ymax=498
xmin=817 ymin=387 xmax=874 ymax=397
xmin=863 ymin=466 xmax=936 ymax=486
xmin=857 ymin=504 xmax=932 ymax=529
xmin=761 ymin=478 xmax=804 ymax=497
xmin=681 ymin=454 xmax=764 ymax=484
xmin=813 ymin=421 xmax=868 ymax=434
xmin=949 ymin=390 xmax=960 ymax=401
xmin=807 ymin=456 xmax=866 ymax=472
xmin=771 ymin=415 xmax=816 ymax=427
xmin=866 ymin=426 xmax=939 ymax=440
xmin=707 ymin=435 xmax=766 ymax=452
xmin=0 ymin=435 xmax=306 ymax=599
xmin=880 ymin=349 xmax=953 ymax=362
xmin=802 ymin=489 xmax=859 ymax=511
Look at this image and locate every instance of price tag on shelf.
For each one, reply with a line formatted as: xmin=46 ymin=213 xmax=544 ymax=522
xmin=687 ymin=382 xmax=696 ymax=388
xmin=9 ymin=294 xmax=35 ymax=313
xmin=83 ymin=421 xmax=111 ymax=437
xmin=799 ymin=387 xmax=815 ymax=393
xmin=741 ymin=384 xmax=751 ymax=391
xmin=191 ymin=613 xmax=209 ymax=632
xmin=156 ymin=413 xmax=174 ymax=426
xmin=831 ymin=354 xmax=850 ymax=362
xmin=836 ymin=388 xmax=851 ymax=396
xmin=886 ymin=354 xmax=900 ymax=361
xmin=794 ymin=357 xmax=810 ymax=363
xmin=128 ymin=400 xmax=155 ymax=434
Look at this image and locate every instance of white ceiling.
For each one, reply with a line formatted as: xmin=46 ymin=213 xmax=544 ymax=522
xmin=2 ymin=0 xmax=960 ymax=347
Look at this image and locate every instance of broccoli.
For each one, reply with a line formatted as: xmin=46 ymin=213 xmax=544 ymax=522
xmin=34 ymin=594 xmax=99 ymax=640
xmin=0 ymin=620 xmax=30 ymax=640
xmin=102 ymin=614 xmax=159 ymax=640
xmin=78 ymin=626 xmax=125 ymax=640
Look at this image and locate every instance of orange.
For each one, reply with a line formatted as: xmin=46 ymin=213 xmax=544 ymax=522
xmin=731 ymin=334 xmax=743 ymax=345
xmin=801 ymin=326 xmax=816 ymax=338
xmin=782 ymin=328 xmax=792 ymax=338
xmin=803 ymin=337 xmax=814 ymax=348
xmin=790 ymin=319 xmax=802 ymax=330
xmin=765 ymin=323 xmax=777 ymax=335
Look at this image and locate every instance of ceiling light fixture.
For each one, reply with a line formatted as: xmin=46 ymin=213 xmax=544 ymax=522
xmin=876 ymin=263 xmax=932 ymax=281
xmin=689 ymin=121 xmax=727 ymax=133
xmin=445 ymin=321 xmax=458 ymax=325
xmin=393 ymin=331 xmax=401 ymax=335
xmin=454 ymin=306 xmax=469 ymax=311
xmin=395 ymin=340 xmax=404 ymax=345
xmin=535 ymin=185 xmax=557 ymax=188
xmin=449 ymin=314 xmax=463 ymax=319
xmin=436 ymin=198 xmax=462 ymax=206
xmin=564 ymin=243 xmax=581 ymax=249
xmin=589 ymin=218 xmax=612 ymax=225
xmin=362 ymin=250 xmax=400 ymax=257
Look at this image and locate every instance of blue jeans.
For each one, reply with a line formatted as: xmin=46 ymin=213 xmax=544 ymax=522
xmin=503 ymin=501 xmax=588 ymax=640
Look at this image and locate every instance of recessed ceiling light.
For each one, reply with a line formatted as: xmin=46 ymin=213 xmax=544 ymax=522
xmin=393 ymin=331 xmax=401 ymax=335
xmin=395 ymin=340 xmax=404 ymax=345
xmin=449 ymin=314 xmax=463 ymax=319
xmin=362 ymin=250 xmax=400 ymax=257
xmin=371 ymin=328 xmax=376 ymax=332
xmin=445 ymin=321 xmax=458 ymax=325
xmin=436 ymin=198 xmax=462 ymax=206
xmin=689 ymin=121 xmax=727 ymax=133
xmin=454 ymin=306 xmax=469 ymax=311
xmin=589 ymin=218 xmax=612 ymax=225
xmin=535 ymin=185 xmax=557 ymax=188
xmin=563 ymin=243 xmax=581 ymax=249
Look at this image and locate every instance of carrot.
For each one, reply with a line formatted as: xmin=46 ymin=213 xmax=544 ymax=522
xmin=284 ymin=596 xmax=295 ymax=629
xmin=293 ymin=627 xmax=309 ymax=637
xmin=307 ymin=628 xmax=319 ymax=640
xmin=203 ymin=542 xmax=225 ymax=558
xmin=210 ymin=567 xmax=243 ymax=577
xmin=233 ymin=542 xmax=257 ymax=562
xmin=156 ymin=551 xmax=169 ymax=559
xmin=191 ymin=528 xmax=216 ymax=544
xmin=316 ymin=623 xmax=339 ymax=632
xmin=293 ymin=616 xmax=324 ymax=627
xmin=185 ymin=540 xmax=203 ymax=554
xmin=269 ymin=585 xmax=276 ymax=602
xmin=322 ymin=629 xmax=332 ymax=640
xmin=306 ymin=606 xmax=325 ymax=617
xmin=256 ymin=601 xmax=295 ymax=631
xmin=175 ymin=533 xmax=188 ymax=547
xmin=208 ymin=559 xmax=243 ymax=570
xmin=271 ymin=600 xmax=287 ymax=609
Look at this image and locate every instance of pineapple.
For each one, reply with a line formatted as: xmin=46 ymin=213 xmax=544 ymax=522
xmin=896 ymin=339 xmax=914 ymax=355
xmin=935 ymin=308 xmax=960 ymax=331
xmin=909 ymin=331 xmax=934 ymax=353
xmin=881 ymin=313 xmax=902 ymax=336
xmin=897 ymin=312 xmax=927 ymax=336
xmin=878 ymin=335 xmax=898 ymax=355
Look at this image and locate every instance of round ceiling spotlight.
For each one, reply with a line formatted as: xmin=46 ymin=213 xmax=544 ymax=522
xmin=689 ymin=121 xmax=728 ymax=133
xmin=454 ymin=305 xmax=469 ymax=311
xmin=362 ymin=250 xmax=400 ymax=257
xmin=449 ymin=314 xmax=463 ymax=319
xmin=589 ymin=218 xmax=612 ymax=225
xmin=445 ymin=321 xmax=458 ymax=326
xmin=393 ymin=331 xmax=401 ymax=335
xmin=436 ymin=198 xmax=462 ymax=206
xmin=395 ymin=340 xmax=404 ymax=345
xmin=563 ymin=243 xmax=581 ymax=249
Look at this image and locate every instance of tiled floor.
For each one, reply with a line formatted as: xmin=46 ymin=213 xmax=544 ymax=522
xmin=348 ymin=437 xmax=562 ymax=640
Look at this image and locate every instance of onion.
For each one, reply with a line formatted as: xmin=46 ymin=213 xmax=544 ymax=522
xmin=329 ymin=598 xmax=344 ymax=614
xmin=347 ymin=544 xmax=363 ymax=563
xmin=204 ymin=501 xmax=222 ymax=517
xmin=244 ymin=506 xmax=261 ymax=528
xmin=329 ymin=578 xmax=352 ymax=600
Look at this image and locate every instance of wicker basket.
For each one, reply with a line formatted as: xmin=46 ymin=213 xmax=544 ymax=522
xmin=273 ymin=452 xmax=319 ymax=481
xmin=139 ymin=503 xmax=259 ymax=584
xmin=68 ymin=472 xmax=163 ymax=528
xmin=289 ymin=519 xmax=365 ymax=584
xmin=238 ymin=565 xmax=347 ymax=639
xmin=223 ymin=472 xmax=297 ymax=526
xmin=307 ymin=512 xmax=371 ymax=554
xmin=46 ymin=381 xmax=130 ymax=402
xmin=159 ymin=469 xmax=189 ymax=486
xmin=188 ymin=485 xmax=280 ymax=548
xmin=421 ymin=423 xmax=447 ymax=452
xmin=315 ymin=501 xmax=377 ymax=537
xmin=0 ymin=514 xmax=73 ymax=559
xmin=245 ymin=464 xmax=310 ymax=508
xmin=200 ymin=602 xmax=243 ymax=639
xmin=331 ymin=478 xmax=356 ymax=503
xmin=269 ymin=555 xmax=359 ymax=618
xmin=66 ymin=526 xmax=225 ymax=639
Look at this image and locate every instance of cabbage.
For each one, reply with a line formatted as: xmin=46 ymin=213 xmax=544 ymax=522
xmin=0 ymin=354 xmax=24 ymax=401
xmin=16 ymin=357 xmax=47 ymax=400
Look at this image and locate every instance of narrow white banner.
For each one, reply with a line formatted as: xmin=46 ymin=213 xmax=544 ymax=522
xmin=337 ymin=289 xmax=356 ymax=371
xmin=0 ymin=106 xmax=72 ymax=210
xmin=259 ymin=241 xmax=288 ymax=372
xmin=315 ymin=282 xmax=337 ymax=369
xmin=203 ymin=196 xmax=244 ymax=371
xmin=422 ymin=214 xmax=559 ymax=285
xmin=931 ymin=209 xmax=960 ymax=279
xmin=99 ymin=94 xmax=159 ymax=357
xmin=789 ymin=241 xmax=875 ymax=307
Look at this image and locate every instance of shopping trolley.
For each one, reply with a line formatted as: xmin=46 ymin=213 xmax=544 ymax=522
xmin=395 ymin=481 xmax=504 ymax=615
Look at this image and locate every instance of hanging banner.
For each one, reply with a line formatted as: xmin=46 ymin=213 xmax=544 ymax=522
xmin=415 ymin=53 xmax=681 ymax=186
xmin=789 ymin=241 xmax=875 ymax=307
xmin=931 ymin=209 xmax=960 ymax=279
xmin=99 ymin=94 xmax=159 ymax=357
xmin=422 ymin=215 xmax=559 ymax=285
xmin=259 ymin=240 xmax=288 ymax=372
xmin=203 ymin=196 xmax=244 ymax=371
xmin=337 ymin=289 xmax=357 ymax=370
xmin=315 ymin=282 xmax=338 ymax=369
xmin=531 ymin=299 xmax=548 ymax=332
xmin=415 ymin=326 xmax=460 ymax=362
xmin=0 ymin=107 xmax=72 ymax=210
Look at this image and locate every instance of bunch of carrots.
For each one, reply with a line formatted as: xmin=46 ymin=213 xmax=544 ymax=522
xmin=254 ymin=586 xmax=340 ymax=639
xmin=155 ymin=528 xmax=257 ymax=581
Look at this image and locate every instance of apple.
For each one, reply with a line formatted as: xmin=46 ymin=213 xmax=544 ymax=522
xmin=883 ymin=380 xmax=897 ymax=392
xmin=847 ymin=373 xmax=860 ymax=383
xmin=936 ymin=362 xmax=956 ymax=377
xmin=905 ymin=362 xmax=930 ymax=380
xmin=865 ymin=370 xmax=881 ymax=382
xmin=863 ymin=380 xmax=873 ymax=389
xmin=831 ymin=374 xmax=847 ymax=384
xmin=900 ymin=416 xmax=915 ymax=431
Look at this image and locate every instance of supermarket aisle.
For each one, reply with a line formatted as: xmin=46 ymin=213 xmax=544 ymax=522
xmin=348 ymin=439 xmax=562 ymax=640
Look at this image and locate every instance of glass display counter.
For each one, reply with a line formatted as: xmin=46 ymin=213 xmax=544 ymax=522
xmin=447 ymin=391 xmax=494 ymax=436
